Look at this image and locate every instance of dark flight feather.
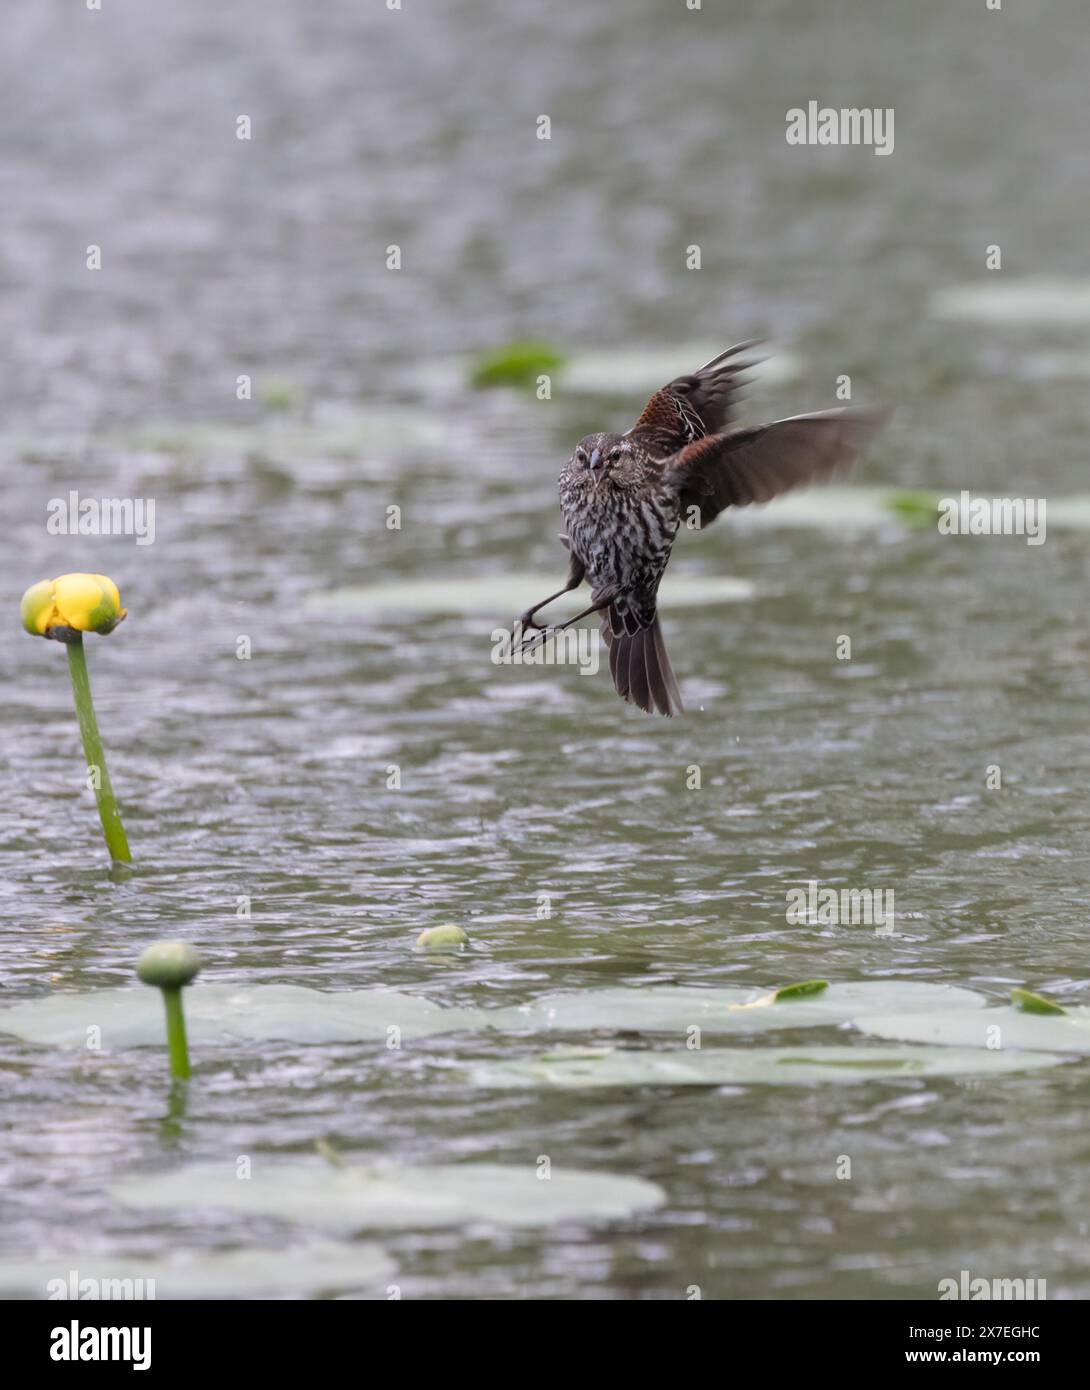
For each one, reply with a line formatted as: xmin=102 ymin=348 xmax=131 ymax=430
xmin=668 ymin=405 xmax=893 ymax=529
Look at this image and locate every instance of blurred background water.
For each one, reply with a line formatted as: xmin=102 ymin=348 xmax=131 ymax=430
xmin=1 ymin=0 xmax=1089 ymax=1298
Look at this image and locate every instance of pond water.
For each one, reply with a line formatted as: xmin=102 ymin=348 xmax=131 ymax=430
xmin=1 ymin=0 xmax=1089 ymax=1299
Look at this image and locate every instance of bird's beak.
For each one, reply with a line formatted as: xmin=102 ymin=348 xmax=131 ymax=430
xmin=589 ymin=448 xmax=602 ymax=471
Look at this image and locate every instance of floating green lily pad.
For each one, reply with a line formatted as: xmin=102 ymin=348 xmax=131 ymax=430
xmin=304 ymin=573 xmax=755 ymax=618
xmin=427 ymin=344 xmax=799 ymax=398
xmin=1010 ymin=988 xmax=1067 ymax=1016
xmin=855 ymin=1006 xmax=1090 ymax=1055
xmin=415 ymin=923 xmax=470 ymax=951
xmin=885 ymin=489 xmax=943 ymax=528
xmin=487 ymin=981 xmax=984 ymax=1036
xmin=470 ymin=1044 xmax=1067 ymax=1089
xmin=0 ymin=984 xmax=484 ymax=1050
xmin=259 ymin=378 xmax=302 ymax=410
xmin=0 ymin=1241 xmax=394 ymax=1300
xmin=111 ymin=1162 xmax=665 ymax=1229
xmin=770 ymin=979 xmax=828 ymax=1001
xmin=470 ymin=340 xmax=567 ymax=389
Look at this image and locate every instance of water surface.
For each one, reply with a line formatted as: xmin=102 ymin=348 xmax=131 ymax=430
xmin=2 ymin=0 xmax=1089 ymax=1299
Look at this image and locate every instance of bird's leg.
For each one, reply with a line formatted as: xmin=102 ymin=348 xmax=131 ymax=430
xmin=513 ymin=554 xmax=585 ymax=646
xmin=516 ymin=584 xmax=575 ymax=632
xmin=545 ymin=593 xmax=614 ymax=632
xmin=515 ymin=591 xmax=615 ymax=656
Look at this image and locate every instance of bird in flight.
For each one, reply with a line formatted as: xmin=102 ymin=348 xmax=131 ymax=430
xmin=514 ymin=342 xmax=891 ymax=716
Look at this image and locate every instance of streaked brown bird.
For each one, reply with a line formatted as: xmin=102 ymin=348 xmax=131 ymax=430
xmin=515 ymin=342 xmax=891 ymax=716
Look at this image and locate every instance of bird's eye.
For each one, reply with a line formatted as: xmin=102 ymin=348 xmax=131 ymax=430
xmin=609 ymin=448 xmax=622 ymax=462
xmin=574 ymin=449 xmax=586 ymax=465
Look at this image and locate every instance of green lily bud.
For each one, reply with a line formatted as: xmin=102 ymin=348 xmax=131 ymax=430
xmin=137 ymin=942 xmax=202 ymax=990
xmin=415 ymin=923 xmax=469 ymax=951
xmin=138 ymin=942 xmax=202 ymax=1079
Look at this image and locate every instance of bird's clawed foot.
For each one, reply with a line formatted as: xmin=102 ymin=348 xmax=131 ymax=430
xmin=512 ymin=611 xmax=555 ymax=653
xmin=515 ymin=607 xmax=549 ymax=634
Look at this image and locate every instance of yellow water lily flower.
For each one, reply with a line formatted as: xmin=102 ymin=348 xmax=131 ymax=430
xmin=20 ymin=573 xmax=126 ymax=638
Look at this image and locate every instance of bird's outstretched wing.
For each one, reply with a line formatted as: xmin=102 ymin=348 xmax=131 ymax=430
xmin=629 ymin=341 xmax=763 ymax=454
xmin=666 ymin=406 xmax=892 ymax=530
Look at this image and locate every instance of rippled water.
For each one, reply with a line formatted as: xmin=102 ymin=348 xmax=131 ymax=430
xmin=2 ymin=0 xmax=1089 ymax=1299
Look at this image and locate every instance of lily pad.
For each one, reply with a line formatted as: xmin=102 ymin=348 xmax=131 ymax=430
xmin=766 ymin=979 xmax=829 ymax=1002
xmin=0 ymin=984 xmax=484 ymax=1050
xmin=111 ymin=411 xmax=445 ymax=457
xmin=559 ymin=346 xmax=799 ymax=396
xmin=931 ymin=277 xmax=1090 ymax=324
xmin=305 ymin=573 xmax=755 ymax=618
xmin=418 ymin=344 xmax=799 ymax=399
xmin=470 ymin=1044 xmax=1067 ymax=1089
xmin=259 ymin=378 xmax=303 ymax=410
xmin=1047 ymin=496 xmax=1090 ymax=530
xmin=724 ymin=487 xmax=905 ymax=532
xmin=0 ymin=979 xmax=990 ymax=1052
xmin=470 ymin=340 xmax=567 ymax=389
xmin=885 ymin=489 xmax=943 ymax=528
xmin=111 ymin=1161 xmax=665 ymax=1229
xmin=0 ymin=1241 xmax=394 ymax=1300
xmin=1010 ymin=988 xmax=1067 ymax=1016
xmin=854 ymin=1006 xmax=1090 ymax=1055
xmin=1017 ymin=350 xmax=1090 ymax=380
xmin=415 ymin=923 xmax=470 ymax=951
xmin=724 ymin=488 xmax=1090 ymax=535
xmin=487 ymin=981 xmax=985 ymax=1036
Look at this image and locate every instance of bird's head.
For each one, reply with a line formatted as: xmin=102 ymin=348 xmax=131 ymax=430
xmin=571 ymin=432 xmax=637 ymax=488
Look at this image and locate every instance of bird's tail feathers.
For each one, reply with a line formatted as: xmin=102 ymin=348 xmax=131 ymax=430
xmin=601 ymin=610 xmax=683 ymax=717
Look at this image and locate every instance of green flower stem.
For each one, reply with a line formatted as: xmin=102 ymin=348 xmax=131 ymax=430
xmin=138 ymin=943 xmax=200 ymax=1080
xmin=161 ymin=988 xmax=191 ymax=1079
xmin=65 ymin=635 xmax=131 ymax=863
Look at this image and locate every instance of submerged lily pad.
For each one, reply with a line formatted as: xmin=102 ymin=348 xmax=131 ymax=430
xmin=112 ymin=1162 xmax=665 ymax=1229
xmin=931 ymin=277 xmax=1090 ymax=324
xmin=470 ymin=1044 xmax=1066 ymax=1089
xmin=1047 ymin=496 xmax=1090 ymax=530
xmin=114 ymin=411 xmax=445 ymax=456
xmin=0 ymin=979 xmax=990 ymax=1051
xmin=487 ymin=981 xmax=984 ymax=1036
xmin=0 ymin=984 xmax=484 ymax=1050
xmin=305 ymin=573 xmax=755 ymax=618
xmin=559 ymin=346 xmax=799 ymax=396
xmin=724 ymin=487 xmax=904 ymax=532
xmin=855 ymin=1006 xmax=1090 ymax=1055
xmin=725 ymin=488 xmax=1090 ymax=535
xmin=0 ymin=1242 xmax=394 ymax=1300
xmin=491 ymin=986 xmax=751 ymax=1033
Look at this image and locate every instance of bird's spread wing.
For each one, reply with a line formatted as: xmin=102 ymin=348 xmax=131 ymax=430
xmin=629 ymin=341 xmax=763 ymax=454
xmin=666 ymin=406 xmax=892 ymax=529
